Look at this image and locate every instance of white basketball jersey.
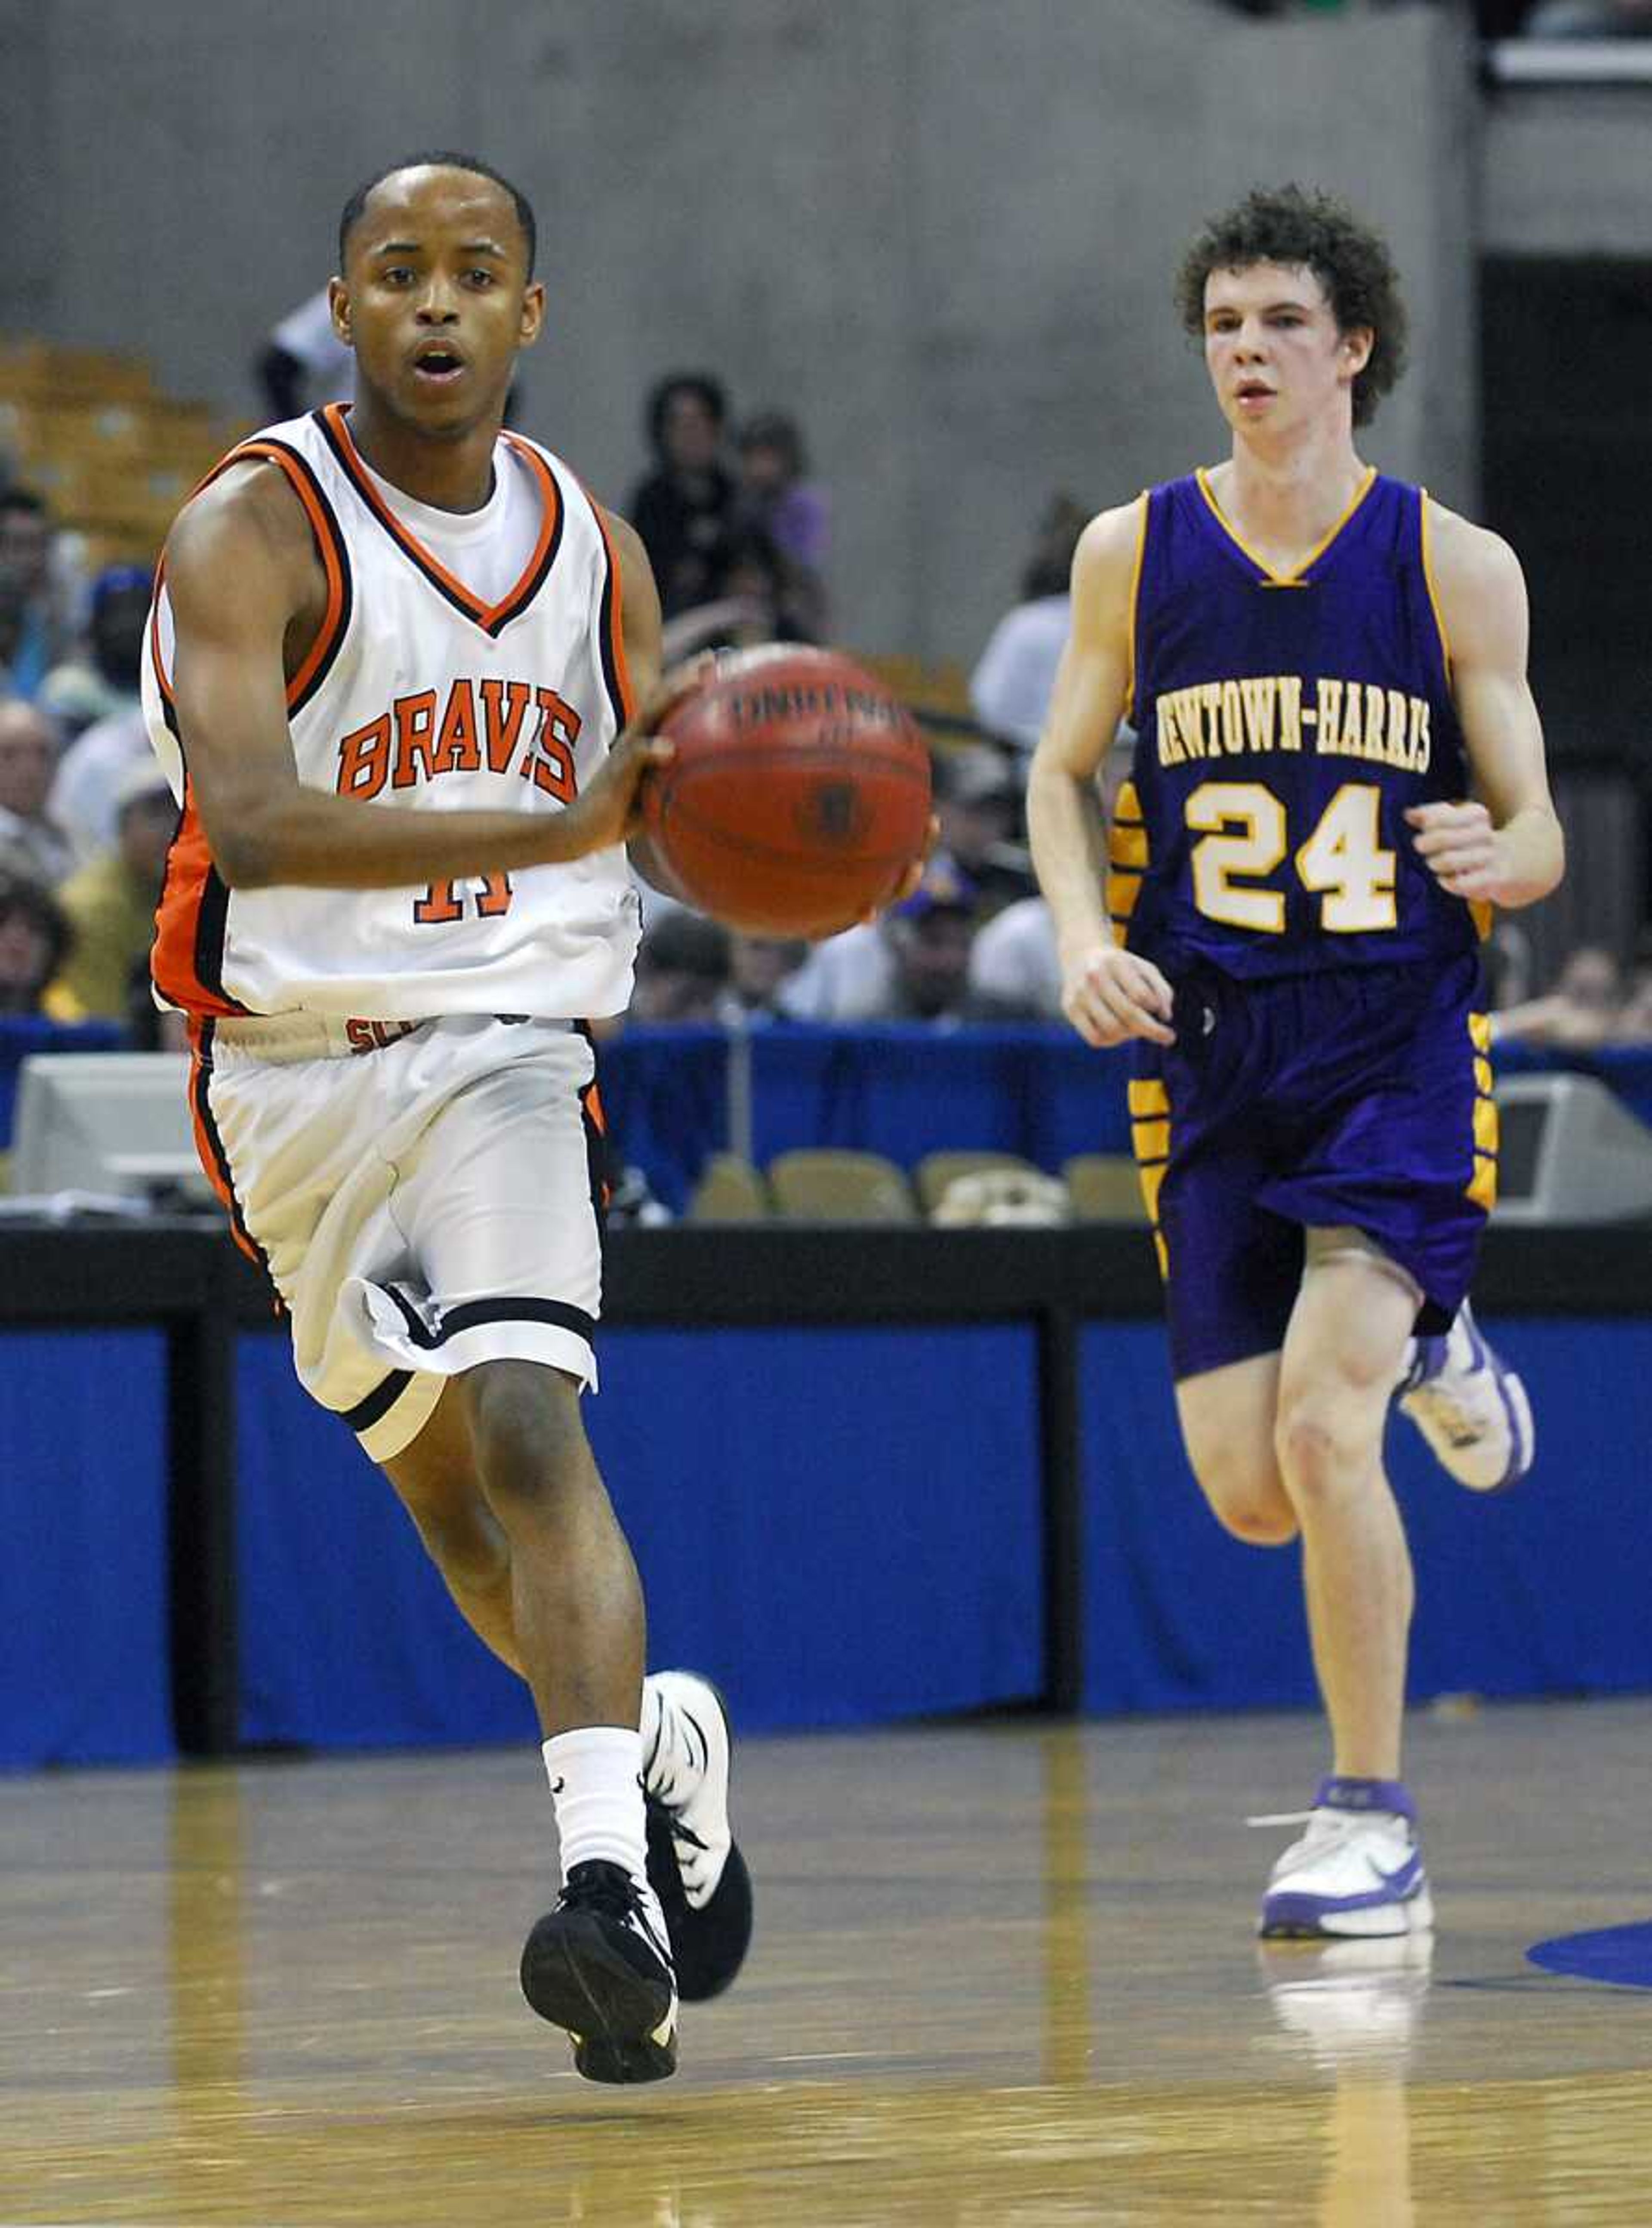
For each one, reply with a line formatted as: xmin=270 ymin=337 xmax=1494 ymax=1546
xmin=141 ymin=404 xmax=641 ymax=1021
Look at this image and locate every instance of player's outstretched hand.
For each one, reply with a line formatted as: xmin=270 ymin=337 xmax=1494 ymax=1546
xmin=1061 ymin=943 xmax=1176 ymax=1049
xmin=1406 ymin=800 xmax=1498 ymax=902
xmin=858 ymin=814 xmax=942 ymax=924
xmin=554 ymin=661 xmax=713 ymax=858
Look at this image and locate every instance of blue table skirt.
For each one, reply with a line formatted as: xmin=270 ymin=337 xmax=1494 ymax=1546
xmin=234 ymin=1322 xmax=1045 ymax=1750
xmin=6 ymin=1309 xmax=1652 ymax=1764
xmin=0 ymin=1330 xmax=172 ymax=1767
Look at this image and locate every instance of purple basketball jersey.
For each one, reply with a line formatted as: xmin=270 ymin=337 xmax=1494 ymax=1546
xmin=1112 ymin=471 xmax=1480 ymax=981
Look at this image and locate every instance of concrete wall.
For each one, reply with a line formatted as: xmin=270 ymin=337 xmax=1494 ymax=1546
xmin=1482 ymin=84 xmax=1652 ymax=256
xmin=5 ymin=0 xmax=1478 ymax=665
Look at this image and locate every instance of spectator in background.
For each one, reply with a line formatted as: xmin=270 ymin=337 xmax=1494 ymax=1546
xmin=255 ymin=284 xmax=356 ymax=419
xmin=0 ymin=700 xmax=73 ymax=886
xmin=0 ymin=489 xmax=73 ymax=702
xmin=629 ymin=908 xmax=734 ymax=1024
xmin=46 ymin=757 xmax=175 ymax=1021
xmin=660 ymin=525 xmax=809 ymax=662
xmin=1611 ymin=948 xmax=1652 ymax=1042
xmin=1492 ymin=943 xmax=1622 ymax=1046
xmin=969 ymin=494 xmax=1087 ymax=753
xmin=931 ymin=741 xmax=1032 ymax=914
xmin=966 ymin=721 xmax=1134 ymax=1021
xmin=628 ymin=373 xmax=740 ymax=619
xmin=0 ymin=870 xmax=72 ymax=1017
xmin=781 ymin=856 xmax=1000 ymax=1025
xmin=869 ymin=863 xmax=1003 ymax=1025
xmin=1525 ymin=0 xmax=1652 ymax=31
xmin=48 ymin=705 xmax=150 ymax=868
xmin=38 ymin=565 xmax=151 ymax=742
xmin=968 ymin=892 xmax=1064 ymax=1021
xmin=735 ymin=410 xmax=830 ymax=639
xmin=718 ymin=933 xmax=809 ymax=1026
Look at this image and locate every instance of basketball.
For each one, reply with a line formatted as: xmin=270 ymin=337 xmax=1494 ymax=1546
xmin=635 ymin=645 xmax=931 ymax=939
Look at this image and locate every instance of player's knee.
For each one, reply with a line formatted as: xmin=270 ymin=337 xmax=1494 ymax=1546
xmin=1273 ymin=1397 xmax=1369 ymax=1507
xmin=407 ymin=1498 xmax=510 ymax=1594
xmin=1186 ymin=1440 xmax=1298 ymax=1546
xmin=464 ymin=1359 xmax=591 ymax=1514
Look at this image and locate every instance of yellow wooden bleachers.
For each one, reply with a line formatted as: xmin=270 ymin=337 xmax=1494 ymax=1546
xmin=0 ymin=336 xmax=243 ymax=570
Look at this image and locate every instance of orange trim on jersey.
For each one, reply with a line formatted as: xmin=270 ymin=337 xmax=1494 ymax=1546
xmin=587 ymin=496 xmax=636 ymax=727
xmin=150 ymin=436 xmax=352 ymax=1023
xmin=153 ymin=781 xmax=245 ymax=1020
xmin=185 ymin=1018 xmax=262 ymax=1264
xmin=150 ymin=438 xmax=351 ymax=715
xmin=321 ymin=402 xmax=561 ymax=634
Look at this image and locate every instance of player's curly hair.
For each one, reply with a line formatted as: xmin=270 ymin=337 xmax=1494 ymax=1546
xmin=1174 ymin=185 xmax=1408 ymax=428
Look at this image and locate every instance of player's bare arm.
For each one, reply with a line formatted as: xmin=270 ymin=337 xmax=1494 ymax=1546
xmin=168 ymin=467 xmax=671 ymax=891
xmin=1406 ymin=504 xmax=1564 ymax=910
xmin=1028 ymin=499 xmax=1174 ymax=1049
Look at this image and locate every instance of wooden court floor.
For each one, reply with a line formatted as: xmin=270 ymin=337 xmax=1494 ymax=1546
xmin=3 ymin=1699 xmax=1651 ymax=2226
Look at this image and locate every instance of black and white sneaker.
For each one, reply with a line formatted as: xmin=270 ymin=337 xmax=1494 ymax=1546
xmin=520 ymin=1859 xmax=678 ymax=2083
xmin=643 ymin=1669 xmax=754 ymax=2002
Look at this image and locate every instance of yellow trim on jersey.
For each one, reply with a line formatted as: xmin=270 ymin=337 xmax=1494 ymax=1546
xmin=1465 ymin=1008 xmax=1498 ymax=1210
xmin=1123 ymin=491 xmax=1150 ymax=724
xmin=1128 ymin=1081 xmax=1172 ymax=1278
xmin=1131 ymin=1118 xmax=1169 ymax=1161
xmin=1107 ymin=777 xmax=1147 ymax=926
xmin=1195 ymin=465 xmax=1378 ymax=588
xmin=1418 ymin=489 xmax=1454 ymax=681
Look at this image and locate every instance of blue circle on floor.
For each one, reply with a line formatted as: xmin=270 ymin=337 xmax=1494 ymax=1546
xmin=1527 ymin=1922 xmax=1652 ymax=1990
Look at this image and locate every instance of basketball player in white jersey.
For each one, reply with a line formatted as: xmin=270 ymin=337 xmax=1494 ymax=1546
xmin=142 ymin=153 xmax=752 ymax=2083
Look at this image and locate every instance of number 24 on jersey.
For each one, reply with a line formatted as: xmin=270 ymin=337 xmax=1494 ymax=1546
xmin=1187 ymin=780 xmax=1396 ymax=935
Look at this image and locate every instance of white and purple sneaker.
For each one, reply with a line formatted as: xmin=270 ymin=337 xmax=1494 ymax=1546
xmin=1254 ymin=1777 xmax=1433 ymax=1941
xmin=1397 ymin=1298 xmax=1534 ymax=1493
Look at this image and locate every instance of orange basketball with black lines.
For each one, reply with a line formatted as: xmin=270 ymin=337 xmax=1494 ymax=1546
xmin=637 ymin=646 xmax=931 ymax=939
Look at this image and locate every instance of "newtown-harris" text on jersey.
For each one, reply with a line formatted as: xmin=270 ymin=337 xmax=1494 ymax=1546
xmin=1112 ymin=469 xmax=1481 ymax=980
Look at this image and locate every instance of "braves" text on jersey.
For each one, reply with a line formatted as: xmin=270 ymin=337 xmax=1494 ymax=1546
xmin=334 ymin=678 xmax=583 ymax=802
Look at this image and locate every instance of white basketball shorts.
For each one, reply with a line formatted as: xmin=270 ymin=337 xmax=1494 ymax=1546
xmin=198 ymin=1012 xmax=607 ymax=1463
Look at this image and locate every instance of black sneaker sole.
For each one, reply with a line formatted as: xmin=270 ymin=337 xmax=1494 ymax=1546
xmin=646 ymin=1802 xmax=755 ymax=2002
xmin=519 ymin=1908 xmax=678 ymax=2084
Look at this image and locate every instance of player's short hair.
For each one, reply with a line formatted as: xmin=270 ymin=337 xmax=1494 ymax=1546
xmin=1174 ymin=184 xmax=1408 ymax=428
xmin=338 ymin=151 xmax=537 ymax=276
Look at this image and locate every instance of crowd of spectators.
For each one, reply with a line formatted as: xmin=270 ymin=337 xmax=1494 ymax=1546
xmin=1494 ymin=942 xmax=1652 ymax=1047
xmin=627 ymin=372 xmax=830 ymax=659
xmin=0 ymin=467 xmax=171 ymax=1046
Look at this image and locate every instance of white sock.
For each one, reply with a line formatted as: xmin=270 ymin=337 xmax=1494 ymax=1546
xmin=543 ymin=1725 xmax=647 ymax=1885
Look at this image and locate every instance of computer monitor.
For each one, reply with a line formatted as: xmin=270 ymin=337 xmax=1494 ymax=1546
xmin=1492 ymin=1072 xmax=1652 ymax=1224
xmin=8 ymin=1052 xmax=213 ymax=1205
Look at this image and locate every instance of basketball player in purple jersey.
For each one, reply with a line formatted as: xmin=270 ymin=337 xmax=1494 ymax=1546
xmin=1029 ymin=187 xmax=1563 ymax=1938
